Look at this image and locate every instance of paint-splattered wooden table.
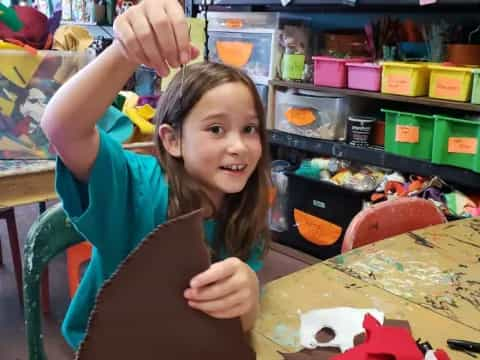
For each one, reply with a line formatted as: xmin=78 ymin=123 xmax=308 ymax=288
xmin=0 ymin=143 xmax=154 ymax=208
xmin=253 ymin=217 xmax=480 ymax=359
xmin=0 ymin=160 xmax=56 ymax=208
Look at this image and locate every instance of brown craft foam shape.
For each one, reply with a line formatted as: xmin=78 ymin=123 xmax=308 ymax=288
xmin=75 ymin=209 xmax=255 ymax=359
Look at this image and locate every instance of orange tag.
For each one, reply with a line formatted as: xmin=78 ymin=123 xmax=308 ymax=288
xmin=285 ymin=108 xmax=316 ymax=126
xmin=448 ymin=137 xmax=478 ymax=154
xmin=434 ymin=78 xmax=462 ymax=98
xmin=225 ymin=19 xmax=244 ymax=28
xmin=385 ymin=74 xmax=411 ymax=94
xmin=395 ymin=125 xmax=419 ymax=143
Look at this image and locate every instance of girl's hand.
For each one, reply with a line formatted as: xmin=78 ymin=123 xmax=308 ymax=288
xmin=184 ymin=257 xmax=260 ymax=320
xmin=112 ymin=0 xmax=199 ymax=76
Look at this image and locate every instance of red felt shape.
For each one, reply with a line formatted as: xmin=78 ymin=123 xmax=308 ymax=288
xmin=332 ymin=314 xmax=424 ymax=360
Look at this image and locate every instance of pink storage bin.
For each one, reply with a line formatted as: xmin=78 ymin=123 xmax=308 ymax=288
xmin=313 ymin=56 xmax=368 ymax=88
xmin=346 ymin=62 xmax=382 ymax=92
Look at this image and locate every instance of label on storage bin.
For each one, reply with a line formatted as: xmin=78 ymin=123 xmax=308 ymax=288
xmin=448 ymin=137 xmax=478 ymax=154
xmin=385 ymin=74 xmax=411 ymax=94
xmin=395 ymin=125 xmax=419 ymax=143
xmin=225 ymin=19 xmax=244 ymax=28
xmin=435 ymin=78 xmax=462 ymax=98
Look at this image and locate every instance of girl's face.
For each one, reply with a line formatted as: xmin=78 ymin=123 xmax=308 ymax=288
xmin=180 ymin=81 xmax=262 ymax=208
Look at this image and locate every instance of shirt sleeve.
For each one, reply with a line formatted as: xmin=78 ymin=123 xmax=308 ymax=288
xmin=55 ymin=128 xmax=139 ymax=257
xmin=246 ymin=240 xmax=264 ymax=272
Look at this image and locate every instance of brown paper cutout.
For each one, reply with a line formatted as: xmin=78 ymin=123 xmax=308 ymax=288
xmin=75 ymin=209 xmax=255 ymax=359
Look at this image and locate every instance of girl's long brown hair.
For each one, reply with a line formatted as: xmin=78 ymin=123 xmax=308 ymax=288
xmin=154 ymin=62 xmax=271 ymax=261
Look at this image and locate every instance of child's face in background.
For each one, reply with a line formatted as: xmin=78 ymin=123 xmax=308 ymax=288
xmin=181 ymin=81 xmax=262 ymax=208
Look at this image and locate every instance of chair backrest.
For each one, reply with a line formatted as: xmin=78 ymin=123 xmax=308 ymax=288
xmin=342 ymin=197 xmax=447 ymax=253
xmin=23 ymin=203 xmax=85 ymax=360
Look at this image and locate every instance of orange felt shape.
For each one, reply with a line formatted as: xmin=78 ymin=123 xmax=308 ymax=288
xmin=294 ymin=208 xmax=342 ymax=246
xmin=216 ymin=41 xmax=253 ymax=68
xmin=285 ymin=108 xmax=316 ymax=126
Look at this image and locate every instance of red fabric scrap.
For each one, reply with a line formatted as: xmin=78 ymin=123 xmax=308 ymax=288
xmin=332 ymin=314 xmax=424 ymax=360
xmin=433 ymin=349 xmax=450 ymax=360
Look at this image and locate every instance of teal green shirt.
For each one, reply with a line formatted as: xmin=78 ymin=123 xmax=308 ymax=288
xmin=56 ymin=129 xmax=264 ymax=350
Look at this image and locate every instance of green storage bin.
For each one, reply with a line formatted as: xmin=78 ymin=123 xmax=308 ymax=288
xmin=472 ymin=69 xmax=480 ymax=104
xmin=381 ymin=109 xmax=435 ymax=161
xmin=281 ymin=54 xmax=305 ymax=80
xmin=432 ymin=115 xmax=480 ymax=173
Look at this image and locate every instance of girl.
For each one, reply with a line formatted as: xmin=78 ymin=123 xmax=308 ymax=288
xmin=41 ymin=0 xmax=271 ymax=350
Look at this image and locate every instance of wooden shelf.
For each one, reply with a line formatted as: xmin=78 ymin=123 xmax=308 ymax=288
xmin=268 ymin=129 xmax=480 ymax=189
xmin=194 ymin=0 xmax=480 ymax=6
xmin=271 ymin=80 xmax=480 ymax=113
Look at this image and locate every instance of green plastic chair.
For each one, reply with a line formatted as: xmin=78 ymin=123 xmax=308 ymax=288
xmin=23 ymin=203 xmax=84 ymax=360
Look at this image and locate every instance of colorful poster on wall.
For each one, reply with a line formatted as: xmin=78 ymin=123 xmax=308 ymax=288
xmin=0 ymin=43 xmax=94 ymax=159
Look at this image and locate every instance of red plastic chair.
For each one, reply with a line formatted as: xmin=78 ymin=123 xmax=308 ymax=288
xmin=66 ymin=241 xmax=92 ymax=298
xmin=342 ymin=197 xmax=447 ymax=253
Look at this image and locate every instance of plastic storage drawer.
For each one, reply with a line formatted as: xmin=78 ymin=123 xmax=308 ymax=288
xmin=207 ymin=30 xmax=278 ymax=85
xmin=274 ymin=89 xmax=348 ymax=140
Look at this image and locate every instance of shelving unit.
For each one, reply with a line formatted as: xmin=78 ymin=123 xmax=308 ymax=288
xmin=269 ymin=129 xmax=480 ymax=189
xmin=272 ymin=80 xmax=480 ymax=113
xmin=187 ymin=0 xmax=480 ymax=190
xmin=188 ymin=0 xmax=480 ymax=14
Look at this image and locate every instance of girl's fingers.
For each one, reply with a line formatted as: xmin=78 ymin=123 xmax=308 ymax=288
xmin=190 ymin=45 xmax=200 ymax=60
xmin=190 ymin=258 xmax=241 ymax=288
xmin=113 ymin=18 xmax=143 ymax=66
xmin=112 ymin=0 xmax=193 ymax=71
xmin=206 ymin=302 xmax=250 ymax=319
xmin=130 ymin=10 xmax=161 ymax=68
xmin=146 ymin=3 xmax=180 ymax=68
xmin=188 ymin=289 xmax=248 ymax=313
xmin=185 ymin=277 xmax=238 ymax=301
xmin=164 ymin=0 xmax=190 ymax=64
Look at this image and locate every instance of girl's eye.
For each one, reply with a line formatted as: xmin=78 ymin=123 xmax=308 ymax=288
xmin=244 ymin=125 xmax=258 ymax=134
xmin=208 ymin=125 xmax=223 ymax=135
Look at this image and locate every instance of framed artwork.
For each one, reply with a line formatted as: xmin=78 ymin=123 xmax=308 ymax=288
xmin=0 ymin=46 xmax=94 ymax=159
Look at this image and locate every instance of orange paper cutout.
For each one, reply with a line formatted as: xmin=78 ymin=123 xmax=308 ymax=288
xmin=434 ymin=77 xmax=462 ymax=98
xmin=285 ymin=108 xmax=316 ymax=126
xmin=385 ymin=74 xmax=411 ymax=95
xmin=448 ymin=137 xmax=478 ymax=154
xmin=216 ymin=41 xmax=253 ymax=68
xmin=395 ymin=125 xmax=419 ymax=143
xmin=294 ymin=208 xmax=342 ymax=246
